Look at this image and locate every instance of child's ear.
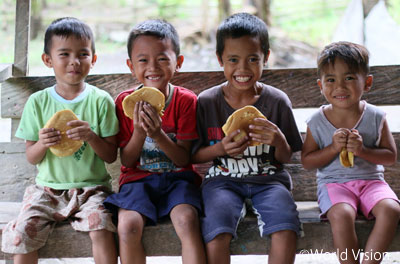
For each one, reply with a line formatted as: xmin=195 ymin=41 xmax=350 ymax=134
xmin=317 ymin=79 xmax=323 ymax=93
xmin=42 ymin=53 xmax=53 ymax=68
xmin=264 ymin=50 xmax=271 ymax=65
xmin=91 ymin=54 xmax=97 ymax=68
xmin=175 ymin=55 xmax=184 ymax=72
xmin=364 ymin=74 xmax=373 ymax=92
xmin=126 ymin=59 xmax=135 ymax=75
xmin=216 ymin=52 xmax=223 ymax=67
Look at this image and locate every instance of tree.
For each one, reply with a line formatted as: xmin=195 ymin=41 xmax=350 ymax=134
xmin=218 ymin=0 xmax=231 ymax=22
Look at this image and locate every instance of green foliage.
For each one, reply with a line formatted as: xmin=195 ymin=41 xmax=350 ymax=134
xmin=271 ymin=0 xmax=349 ymax=47
xmin=387 ymin=0 xmax=400 ymax=24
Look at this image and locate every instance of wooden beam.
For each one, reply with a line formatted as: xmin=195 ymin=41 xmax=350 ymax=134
xmin=13 ymin=0 xmax=31 ymax=77
xmin=0 ymin=64 xmax=12 ymax=82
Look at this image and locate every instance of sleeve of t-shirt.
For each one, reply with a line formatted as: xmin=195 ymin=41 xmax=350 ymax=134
xmin=15 ymin=95 xmax=41 ymax=141
xmin=115 ymin=92 xmax=133 ymax=148
xmin=98 ymin=92 xmax=119 ymax=138
xmin=176 ymin=89 xmax=198 ymax=141
xmin=277 ymin=96 xmax=303 ymax=152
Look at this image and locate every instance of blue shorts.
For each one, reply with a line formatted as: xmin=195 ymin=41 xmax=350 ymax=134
xmin=201 ymin=178 xmax=300 ymax=243
xmin=104 ymin=171 xmax=202 ymax=225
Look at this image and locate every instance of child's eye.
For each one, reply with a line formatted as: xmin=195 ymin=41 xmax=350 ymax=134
xmin=326 ymin=78 xmax=335 ymax=83
xmin=59 ymin=53 xmax=68 ymax=57
xmin=345 ymin=76 xmax=355 ymax=81
xmin=138 ymin=59 xmax=147 ymax=63
xmin=228 ymin=58 xmax=238 ymax=63
xmin=249 ymin=57 xmax=260 ymax=63
xmin=80 ymin=53 xmax=90 ymax=57
xmin=158 ymin=57 xmax=169 ymax=62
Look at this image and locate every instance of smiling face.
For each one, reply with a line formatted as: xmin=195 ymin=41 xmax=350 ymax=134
xmin=318 ymin=58 xmax=373 ymax=110
xmin=42 ymin=35 xmax=96 ymax=90
xmin=127 ymin=35 xmax=183 ymax=94
xmin=218 ymin=35 xmax=269 ymax=93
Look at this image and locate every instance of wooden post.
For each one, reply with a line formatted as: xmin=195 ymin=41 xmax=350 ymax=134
xmin=13 ymin=0 xmax=31 ymax=77
xmin=362 ymin=0 xmax=382 ymax=17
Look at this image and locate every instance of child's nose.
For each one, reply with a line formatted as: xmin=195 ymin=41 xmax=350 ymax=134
xmin=69 ymin=56 xmax=80 ymax=66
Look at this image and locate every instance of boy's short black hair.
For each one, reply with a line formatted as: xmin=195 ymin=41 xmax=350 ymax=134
xmin=44 ymin=17 xmax=95 ymax=55
xmin=127 ymin=19 xmax=180 ymax=60
xmin=216 ymin=12 xmax=270 ymax=59
xmin=317 ymin=41 xmax=370 ymax=77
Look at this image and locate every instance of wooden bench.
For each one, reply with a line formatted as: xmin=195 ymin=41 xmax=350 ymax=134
xmin=1 ymin=66 xmax=400 ymax=261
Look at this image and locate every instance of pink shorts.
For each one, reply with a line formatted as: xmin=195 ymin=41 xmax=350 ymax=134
xmin=320 ymin=180 xmax=399 ymax=219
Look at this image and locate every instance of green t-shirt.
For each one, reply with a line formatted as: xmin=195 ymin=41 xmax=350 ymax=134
xmin=15 ymin=83 xmax=119 ymax=189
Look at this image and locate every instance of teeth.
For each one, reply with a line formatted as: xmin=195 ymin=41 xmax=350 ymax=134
xmin=335 ymin=96 xmax=348 ymax=99
xmin=147 ymin=76 xmax=160 ymax=80
xmin=235 ymin=76 xmax=251 ymax=82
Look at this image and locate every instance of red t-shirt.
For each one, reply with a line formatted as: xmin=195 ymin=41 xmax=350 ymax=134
xmin=115 ymin=85 xmax=198 ymax=186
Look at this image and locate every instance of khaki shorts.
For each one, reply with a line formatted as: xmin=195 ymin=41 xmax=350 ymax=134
xmin=1 ymin=185 xmax=116 ymax=254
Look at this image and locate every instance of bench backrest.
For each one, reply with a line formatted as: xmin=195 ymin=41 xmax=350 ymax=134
xmin=1 ymin=65 xmax=399 ymax=201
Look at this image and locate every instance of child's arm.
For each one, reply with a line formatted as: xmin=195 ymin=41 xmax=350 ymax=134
xmin=347 ymin=121 xmax=397 ymax=166
xmin=66 ymin=120 xmax=118 ymax=163
xmin=192 ymin=130 xmax=249 ymax=163
xmin=301 ymin=127 xmax=348 ymax=170
xmin=249 ymin=118 xmax=292 ymax=163
xmin=140 ymin=102 xmax=196 ymax=167
xmin=25 ymin=127 xmax=61 ymax=164
xmin=119 ymin=100 xmax=147 ymax=167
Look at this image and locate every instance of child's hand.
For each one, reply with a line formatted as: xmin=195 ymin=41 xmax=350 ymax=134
xmin=221 ymin=129 xmax=249 ymax=157
xmin=140 ymin=102 xmax=162 ymax=139
xmin=66 ymin=120 xmax=95 ymax=142
xmin=133 ymin=101 xmax=147 ymax=137
xmin=248 ymin=118 xmax=284 ymax=147
xmin=38 ymin=127 xmax=61 ymax=148
xmin=346 ymin=129 xmax=363 ymax=156
xmin=332 ymin=128 xmax=350 ymax=153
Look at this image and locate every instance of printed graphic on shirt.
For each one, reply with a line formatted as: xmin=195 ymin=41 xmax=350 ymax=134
xmin=139 ymin=133 xmax=180 ymax=172
xmin=206 ymin=144 xmax=278 ymax=179
xmin=73 ymin=141 xmax=88 ymax=161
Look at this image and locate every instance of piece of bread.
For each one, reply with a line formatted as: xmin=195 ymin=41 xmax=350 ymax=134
xmin=222 ymin=105 xmax=267 ymax=146
xmin=339 ymin=147 xmax=354 ymax=168
xmin=122 ymin=86 xmax=165 ymax=119
xmin=43 ymin=109 xmax=83 ymax=157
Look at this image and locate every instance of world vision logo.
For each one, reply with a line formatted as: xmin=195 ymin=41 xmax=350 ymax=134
xmin=74 ymin=141 xmax=88 ymax=161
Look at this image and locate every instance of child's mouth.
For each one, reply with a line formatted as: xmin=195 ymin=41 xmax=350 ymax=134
xmin=234 ymin=76 xmax=251 ymax=83
xmin=146 ymin=76 xmax=161 ymax=81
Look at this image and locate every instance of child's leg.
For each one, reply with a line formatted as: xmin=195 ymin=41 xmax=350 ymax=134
xmin=327 ymin=203 xmax=359 ymax=264
xmin=362 ymin=199 xmax=400 ymax=264
xmin=118 ymin=208 xmax=146 ymax=264
xmin=269 ymin=230 xmax=297 ymax=264
xmin=200 ymin=179 xmax=247 ymax=264
xmin=14 ymin=251 xmax=38 ymax=264
xmin=170 ymin=204 xmax=206 ymax=264
xmin=89 ymin=229 xmax=117 ymax=264
xmin=205 ymin=233 xmax=232 ymax=264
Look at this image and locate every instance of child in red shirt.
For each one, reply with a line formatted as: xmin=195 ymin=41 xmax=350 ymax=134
xmin=104 ymin=19 xmax=206 ymax=264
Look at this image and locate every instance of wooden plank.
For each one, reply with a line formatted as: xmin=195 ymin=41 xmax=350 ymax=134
xmin=2 ymin=141 xmax=398 ymax=203
xmin=2 ymin=65 xmax=400 ymax=118
xmin=1 ymin=201 xmax=399 ymax=259
xmin=0 ymin=64 xmax=12 ymax=82
xmin=13 ymin=0 xmax=31 ymax=77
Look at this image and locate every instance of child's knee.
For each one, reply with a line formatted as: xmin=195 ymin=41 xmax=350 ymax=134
xmin=327 ymin=203 xmax=356 ymax=223
xmin=117 ymin=211 xmax=145 ymax=240
xmin=270 ymin=229 xmax=297 ymax=242
xmin=89 ymin=229 xmax=113 ymax=242
xmin=207 ymin=233 xmax=232 ymax=248
xmin=171 ymin=205 xmax=199 ymax=231
xmin=374 ymin=199 xmax=400 ymax=219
